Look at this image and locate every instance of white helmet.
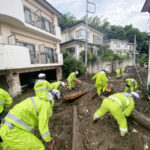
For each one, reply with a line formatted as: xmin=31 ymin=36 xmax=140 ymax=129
xmin=103 ymin=69 xmax=108 ymax=73
xmin=131 ymin=79 xmax=135 ymax=83
xmin=60 ymin=82 xmax=65 ymax=87
xmin=75 ymin=71 xmax=79 ymax=75
xmin=38 ymin=73 xmax=46 ymax=79
xmin=131 ymin=92 xmax=140 ymax=101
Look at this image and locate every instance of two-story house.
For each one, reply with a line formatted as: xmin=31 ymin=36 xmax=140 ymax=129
xmin=105 ymin=39 xmax=139 ymax=56
xmin=0 ymin=0 xmax=63 ymax=97
xmin=60 ymin=21 xmax=104 ymax=59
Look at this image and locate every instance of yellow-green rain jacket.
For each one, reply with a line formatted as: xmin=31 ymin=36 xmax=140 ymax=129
xmin=94 ymin=92 xmax=134 ymax=133
xmin=67 ymin=72 xmax=76 ymax=82
xmin=121 ymin=68 xmax=125 ymax=75
xmin=125 ymin=78 xmax=137 ymax=88
xmin=50 ymin=81 xmax=61 ymax=90
xmin=34 ymin=79 xmax=52 ymax=96
xmin=5 ymin=94 xmax=53 ymax=142
xmin=92 ymin=71 xmax=109 ymax=86
xmin=0 ymin=88 xmax=13 ymax=114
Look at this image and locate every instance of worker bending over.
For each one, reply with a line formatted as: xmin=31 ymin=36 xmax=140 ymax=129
xmin=67 ymin=71 xmax=79 ymax=90
xmin=124 ymin=78 xmax=137 ymax=92
xmin=50 ymin=81 xmax=65 ymax=100
xmin=93 ymin=92 xmax=140 ymax=136
xmin=0 ymin=88 xmax=13 ymax=123
xmin=0 ymin=91 xmax=56 ymax=150
xmin=115 ymin=68 xmax=120 ymax=78
xmin=92 ymin=69 xmax=109 ymax=96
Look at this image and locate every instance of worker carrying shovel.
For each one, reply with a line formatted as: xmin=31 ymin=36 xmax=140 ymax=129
xmin=0 ymin=91 xmax=57 ymax=150
xmin=67 ymin=71 xmax=80 ymax=90
xmin=93 ymin=92 xmax=140 ymax=136
xmin=124 ymin=78 xmax=137 ymax=92
xmin=0 ymin=88 xmax=13 ymax=123
xmin=92 ymin=69 xmax=109 ymax=96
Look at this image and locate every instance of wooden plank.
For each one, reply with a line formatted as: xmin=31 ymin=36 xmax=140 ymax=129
xmin=72 ymin=106 xmax=84 ymax=150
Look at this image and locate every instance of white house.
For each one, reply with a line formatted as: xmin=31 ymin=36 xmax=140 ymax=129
xmin=105 ymin=39 xmax=139 ymax=56
xmin=0 ymin=0 xmax=63 ymax=97
xmin=60 ymin=21 xmax=104 ymax=59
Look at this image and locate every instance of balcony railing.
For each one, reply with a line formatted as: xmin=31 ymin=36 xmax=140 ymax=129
xmin=30 ymin=51 xmax=59 ymax=64
xmin=25 ymin=9 xmax=55 ymax=35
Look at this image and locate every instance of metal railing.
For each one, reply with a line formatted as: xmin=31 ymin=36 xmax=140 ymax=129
xmin=29 ymin=51 xmax=58 ymax=64
xmin=25 ymin=11 xmax=56 ymax=35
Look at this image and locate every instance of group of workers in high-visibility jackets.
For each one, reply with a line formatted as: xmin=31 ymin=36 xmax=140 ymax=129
xmin=0 ymin=71 xmax=79 ymax=150
xmin=115 ymin=68 xmax=125 ymax=78
xmin=0 ymin=67 xmax=140 ymax=149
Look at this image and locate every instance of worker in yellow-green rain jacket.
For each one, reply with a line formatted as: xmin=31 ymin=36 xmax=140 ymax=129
xmin=34 ymin=73 xmax=52 ymax=97
xmin=115 ymin=68 xmax=120 ymax=78
xmin=0 ymin=92 xmax=56 ymax=150
xmin=92 ymin=69 xmax=109 ymax=96
xmin=121 ymin=68 xmax=125 ymax=76
xmin=67 ymin=71 xmax=79 ymax=90
xmin=93 ymin=92 xmax=140 ymax=137
xmin=0 ymin=88 xmax=13 ymax=123
xmin=50 ymin=81 xmax=66 ymax=100
xmin=124 ymin=78 xmax=137 ymax=92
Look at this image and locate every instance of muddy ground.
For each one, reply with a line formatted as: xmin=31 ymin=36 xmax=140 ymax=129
xmin=13 ymin=66 xmax=150 ymax=150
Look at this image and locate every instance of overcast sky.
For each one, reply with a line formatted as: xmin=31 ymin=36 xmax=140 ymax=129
xmin=47 ymin=0 xmax=150 ymax=32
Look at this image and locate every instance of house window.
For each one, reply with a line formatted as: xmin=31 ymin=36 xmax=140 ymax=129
xmin=17 ymin=41 xmax=35 ymax=64
xmin=93 ymin=35 xmax=101 ymax=44
xmin=66 ymin=47 xmax=75 ymax=53
xmin=41 ymin=17 xmax=51 ymax=32
xmin=76 ymin=29 xmax=88 ymax=38
xmin=24 ymin=7 xmax=31 ymax=24
xmin=45 ymin=47 xmax=54 ymax=63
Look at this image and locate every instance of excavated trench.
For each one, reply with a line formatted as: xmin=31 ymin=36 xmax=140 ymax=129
xmin=12 ymin=66 xmax=150 ymax=150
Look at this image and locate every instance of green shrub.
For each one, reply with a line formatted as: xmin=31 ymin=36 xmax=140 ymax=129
xmin=62 ymin=50 xmax=86 ymax=78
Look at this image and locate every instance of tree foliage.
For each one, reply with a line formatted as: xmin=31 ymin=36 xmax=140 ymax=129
xmin=58 ymin=13 xmax=77 ymax=30
xmin=61 ymin=50 xmax=86 ymax=78
xmin=138 ymin=53 xmax=148 ymax=66
xmin=79 ymin=51 xmax=98 ymax=64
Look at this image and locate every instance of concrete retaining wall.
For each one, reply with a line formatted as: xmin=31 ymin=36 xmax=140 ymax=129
xmin=87 ymin=59 xmax=133 ymax=74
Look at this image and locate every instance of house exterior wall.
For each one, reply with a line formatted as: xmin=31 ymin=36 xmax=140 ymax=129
xmin=106 ymin=39 xmax=134 ymax=55
xmin=61 ymin=23 xmax=103 ymax=59
xmin=0 ymin=0 xmax=63 ymax=97
xmin=61 ymin=23 xmax=103 ymax=45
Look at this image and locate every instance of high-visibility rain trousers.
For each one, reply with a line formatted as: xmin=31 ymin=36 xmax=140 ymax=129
xmin=67 ymin=72 xmax=76 ymax=90
xmin=92 ymin=72 xmax=109 ymax=95
xmin=93 ymin=92 xmax=134 ymax=133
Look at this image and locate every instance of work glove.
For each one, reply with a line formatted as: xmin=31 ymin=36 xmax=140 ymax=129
xmin=47 ymin=139 xmax=55 ymax=150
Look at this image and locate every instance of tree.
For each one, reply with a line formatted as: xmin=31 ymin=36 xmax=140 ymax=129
xmin=58 ymin=13 xmax=77 ymax=30
xmin=61 ymin=50 xmax=85 ymax=78
xmin=79 ymin=51 xmax=98 ymax=64
xmin=138 ymin=53 xmax=148 ymax=66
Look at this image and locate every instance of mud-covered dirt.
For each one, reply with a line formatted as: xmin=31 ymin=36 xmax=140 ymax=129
xmin=12 ymin=66 xmax=150 ymax=150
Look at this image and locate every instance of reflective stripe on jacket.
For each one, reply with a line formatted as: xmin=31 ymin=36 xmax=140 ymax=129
xmin=5 ymin=96 xmax=53 ymax=142
xmin=0 ymin=88 xmax=13 ymax=113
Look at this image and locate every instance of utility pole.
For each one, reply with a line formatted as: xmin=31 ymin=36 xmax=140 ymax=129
xmin=85 ymin=0 xmax=96 ymax=68
xmin=134 ymin=35 xmax=136 ymax=64
xmin=147 ymin=34 xmax=150 ymax=86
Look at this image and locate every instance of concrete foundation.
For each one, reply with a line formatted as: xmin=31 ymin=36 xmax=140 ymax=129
xmin=6 ymin=71 xmax=22 ymax=97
